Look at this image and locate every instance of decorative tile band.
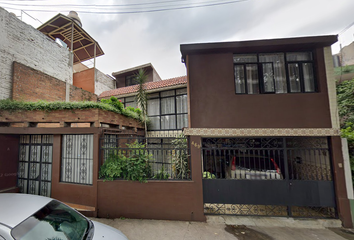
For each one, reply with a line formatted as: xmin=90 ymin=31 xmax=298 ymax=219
xmin=183 ymin=128 xmax=341 ymax=137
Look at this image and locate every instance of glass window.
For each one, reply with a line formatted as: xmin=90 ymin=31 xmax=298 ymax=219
xmin=246 ymin=64 xmax=259 ymax=94
xmin=233 ymin=54 xmax=257 ymax=63
xmin=161 ymin=90 xmax=175 ymax=97
xmin=234 ymin=65 xmax=245 ymax=94
xmin=146 ymin=88 xmax=188 ymax=130
xmin=149 ymin=116 xmax=160 ymax=130
xmin=303 ymin=63 xmax=315 ymax=92
xmin=259 ymin=53 xmax=287 ymax=93
xmin=161 ymin=97 xmax=175 ymax=115
xmin=262 ymin=63 xmax=275 ymax=93
xmin=125 ymin=74 xmax=139 ymax=86
xmin=288 ymin=63 xmax=301 ymax=93
xmin=176 ymin=88 xmax=187 ymax=95
xmin=147 ymin=99 xmax=160 ymax=116
xmin=176 ymin=95 xmax=188 ymax=113
xmin=177 ymin=114 xmax=188 ymax=129
xmin=286 ymin=52 xmax=312 ymax=61
xmin=234 ymin=52 xmax=315 ymax=94
xmin=161 ymin=115 xmax=176 ymax=129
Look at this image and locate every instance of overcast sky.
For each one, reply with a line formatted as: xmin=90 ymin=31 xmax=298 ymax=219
xmin=2 ymin=0 xmax=354 ymax=79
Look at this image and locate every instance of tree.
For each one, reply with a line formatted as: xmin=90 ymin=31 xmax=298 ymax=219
xmin=135 ymin=69 xmax=148 ymax=137
xmin=337 ymin=79 xmax=354 ymax=187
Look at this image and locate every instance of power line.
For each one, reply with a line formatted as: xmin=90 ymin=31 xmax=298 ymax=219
xmin=2 ymin=0 xmax=248 ymax=14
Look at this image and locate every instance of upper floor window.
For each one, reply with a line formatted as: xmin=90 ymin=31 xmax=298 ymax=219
xmin=233 ymin=52 xmax=316 ymax=94
xmin=125 ymin=74 xmax=139 ymax=86
xmin=147 ymin=88 xmax=188 ymax=130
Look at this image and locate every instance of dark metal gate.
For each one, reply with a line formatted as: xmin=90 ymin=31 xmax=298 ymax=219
xmin=202 ymin=137 xmax=337 ymax=218
xmin=17 ymin=135 xmax=53 ymax=197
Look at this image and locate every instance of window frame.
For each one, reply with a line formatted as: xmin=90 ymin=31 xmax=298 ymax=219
xmin=233 ymin=51 xmax=317 ymax=94
xmin=125 ymin=74 xmax=139 ymax=87
xmin=147 ymin=88 xmax=188 ymax=131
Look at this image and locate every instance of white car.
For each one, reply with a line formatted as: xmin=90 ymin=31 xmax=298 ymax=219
xmin=0 ymin=193 xmax=128 ymax=240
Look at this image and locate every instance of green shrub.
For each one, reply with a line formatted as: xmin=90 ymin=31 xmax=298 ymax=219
xmin=99 ymin=141 xmax=152 ymax=182
xmin=153 ymin=166 xmax=169 ymax=180
xmin=0 ymin=99 xmax=144 ymax=122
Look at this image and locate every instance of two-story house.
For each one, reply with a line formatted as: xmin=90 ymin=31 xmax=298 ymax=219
xmin=180 ymin=35 xmax=352 ymax=227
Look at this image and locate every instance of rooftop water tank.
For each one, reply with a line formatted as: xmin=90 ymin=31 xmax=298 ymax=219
xmin=67 ymin=11 xmax=82 ymax=27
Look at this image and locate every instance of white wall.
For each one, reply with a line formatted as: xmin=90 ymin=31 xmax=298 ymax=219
xmin=0 ymin=7 xmax=72 ymax=100
xmin=95 ymin=69 xmax=115 ymax=96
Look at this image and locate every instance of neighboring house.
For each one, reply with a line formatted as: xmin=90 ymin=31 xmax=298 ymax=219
xmin=333 ymin=41 xmax=354 ymax=67
xmin=100 ymin=66 xmax=188 ymax=137
xmin=113 ymin=63 xmax=162 ymax=88
xmin=180 ymin=35 xmax=353 ymax=227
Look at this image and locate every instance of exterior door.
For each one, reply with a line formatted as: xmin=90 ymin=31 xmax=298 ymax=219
xmin=17 ymin=135 xmax=53 ymax=197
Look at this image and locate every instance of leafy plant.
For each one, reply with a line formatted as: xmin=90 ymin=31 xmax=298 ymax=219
xmin=171 ymin=133 xmax=190 ymax=179
xmin=0 ymin=99 xmax=144 ymax=122
xmin=203 ymin=171 xmax=216 ymax=179
xmin=135 ymin=69 xmax=148 ymax=137
xmin=99 ymin=141 xmax=152 ymax=183
xmin=153 ymin=166 xmax=169 ymax=180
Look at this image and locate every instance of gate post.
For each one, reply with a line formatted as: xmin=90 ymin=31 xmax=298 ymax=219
xmin=189 ymin=135 xmax=206 ymax=221
xmin=330 ymin=136 xmax=353 ymax=228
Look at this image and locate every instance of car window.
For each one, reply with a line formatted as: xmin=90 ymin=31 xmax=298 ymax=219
xmin=11 ymin=200 xmax=89 ymax=240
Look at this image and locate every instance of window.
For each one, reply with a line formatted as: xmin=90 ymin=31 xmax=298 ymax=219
xmin=61 ymin=135 xmax=93 ymax=185
xmin=233 ymin=52 xmax=316 ymax=94
xmin=119 ymin=96 xmax=137 ymax=108
xmin=125 ymin=74 xmax=139 ymax=86
xmin=147 ymin=88 xmax=188 ymax=130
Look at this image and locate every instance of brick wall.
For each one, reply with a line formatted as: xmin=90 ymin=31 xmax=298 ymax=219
xmin=70 ymin=85 xmax=98 ymax=102
xmin=0 ymin=7 xmax=72 ymax=100
xmin=0 ymin=109 xmax=144 ymax=129
xmin=13 ymin=62 xmax=97 ymax=102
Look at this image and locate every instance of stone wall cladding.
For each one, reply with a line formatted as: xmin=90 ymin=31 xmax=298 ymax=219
xmin=324 ymin=46 xmax=340 ymax=129
xmin=12 ymin=62 xmax=96 ymax=102
xmin=0 ymin=7 xmax=72 ymax=100
xmin=0 ymin=109 xmax=143 ymax=129
xmin=95 ymin=69 xmax=115 ymax=96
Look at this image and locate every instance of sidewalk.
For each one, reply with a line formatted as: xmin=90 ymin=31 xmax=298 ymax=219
xmin=91 ymin=216 xmax=353 ymax=240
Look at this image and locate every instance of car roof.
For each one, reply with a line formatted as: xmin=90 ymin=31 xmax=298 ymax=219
xmin=0 ymin=193 xmax=52 ymax=228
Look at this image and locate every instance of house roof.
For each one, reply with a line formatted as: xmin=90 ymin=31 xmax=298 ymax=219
xmin=37 ymin=13 xmax=104 ymax=64
xmin=180 ymin=35 xmax=338 ymax=62
xmin=99 ymin=76 xmax=187 ymax=98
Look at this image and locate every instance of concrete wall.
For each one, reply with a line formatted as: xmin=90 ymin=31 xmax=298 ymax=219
xmin=95 ymin=69 xmax=115 ymax=96
xmin=12 ymin=62 xmax=96 ymax=102
xmin=187 ymin=47 xmax=332 ymax=129
xmin=338 ymin=42 xmax=354 ymax=66
xmin=0 ymin=7 xmax=72 ymax=100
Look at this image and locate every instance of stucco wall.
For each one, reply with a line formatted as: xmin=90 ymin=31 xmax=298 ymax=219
xmin=95 ymin=69 xmax=115 ymax=96
xmin=0 ymin=7 xmax=72 ymax=100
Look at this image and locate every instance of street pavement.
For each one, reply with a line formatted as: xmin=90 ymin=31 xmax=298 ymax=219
xmin=91 ymin=216 xmax=354 ymax=240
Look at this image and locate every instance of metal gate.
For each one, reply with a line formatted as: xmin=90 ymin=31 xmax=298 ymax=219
xmin=17 ymin=135 xmax=53 ymax=197
xmin=202 ymin=137 xmax=337 ymax=218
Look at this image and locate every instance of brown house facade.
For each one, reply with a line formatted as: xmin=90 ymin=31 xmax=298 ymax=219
xmin=181 ymin=35 xmax=353 ymax=228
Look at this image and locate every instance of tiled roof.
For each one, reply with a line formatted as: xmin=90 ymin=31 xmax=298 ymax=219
xmin=99 ymin=76 xmax=187 ymax=98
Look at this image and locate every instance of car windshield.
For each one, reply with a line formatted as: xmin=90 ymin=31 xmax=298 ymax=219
xmin=11 ymin=200 xmax=89 ymax=240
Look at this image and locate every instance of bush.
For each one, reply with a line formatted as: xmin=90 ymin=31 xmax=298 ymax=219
xmin=99 ymin=141 xmax=152 ymax=182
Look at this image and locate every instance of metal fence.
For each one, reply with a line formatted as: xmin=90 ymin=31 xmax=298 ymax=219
xmin=99 ymin=135 xmax=191 ymax=180
xmin=202 ymin=137 xmax=332 ymax=181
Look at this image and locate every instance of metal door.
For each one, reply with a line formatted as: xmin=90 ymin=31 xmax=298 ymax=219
xmin=202 ymin=137 xmax=336 ymax=218
xmin=17 ymin=135 xmax=53 ymax=197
